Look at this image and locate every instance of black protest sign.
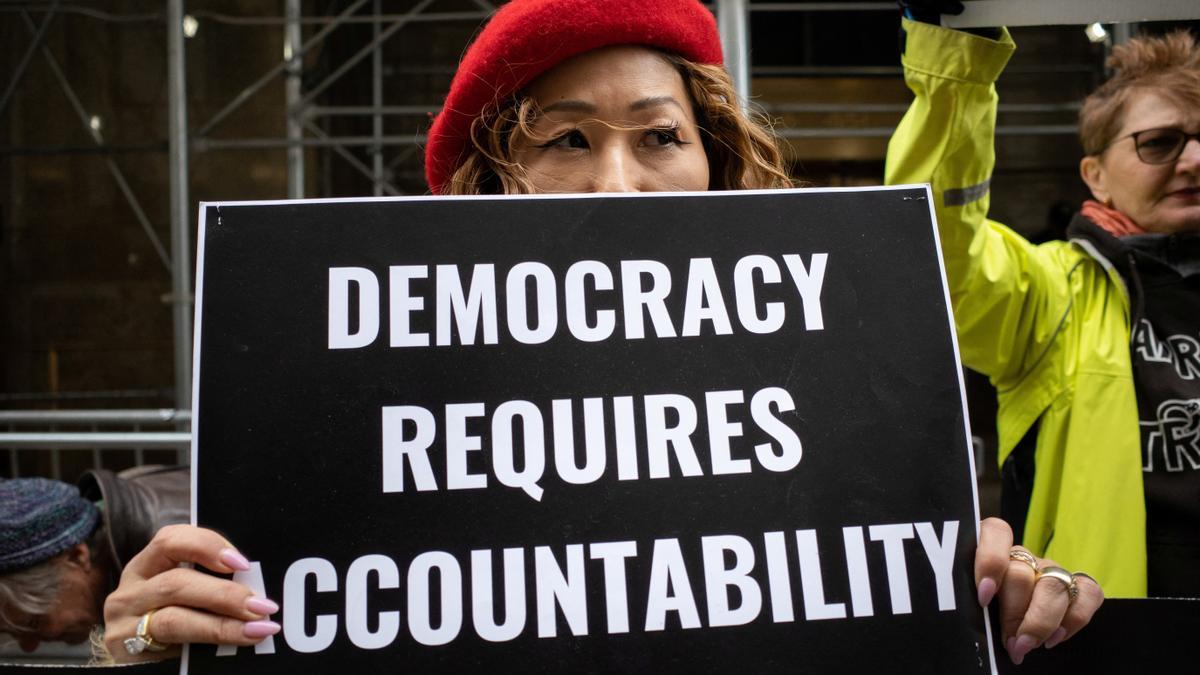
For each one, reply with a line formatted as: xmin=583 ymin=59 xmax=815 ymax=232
xmin=186 ymin=187 xmax=993 ymax=674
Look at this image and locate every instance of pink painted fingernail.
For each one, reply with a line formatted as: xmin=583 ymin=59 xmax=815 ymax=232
xmin=243 ymin=620 xmax=281 ymax=639
xmin=246 ymin=597 xmax=280 ymax=615
xmin=1044 ymin=626 xmax=1067 ymax=649
xmin=1009 ymin=634 xmax=1038 ymax=665
xmin=977 ymin=577 xmax=997 ymax=607
xmin=219 ymin=548 xmax=251 ymax=572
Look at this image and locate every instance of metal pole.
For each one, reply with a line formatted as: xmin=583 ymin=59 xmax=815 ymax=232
xmin=194 ymin=0 xmax=372 ymax=139
xmin=168 ymin=10 xmax=491 ymax=26
xmin=0 ymin=0 xmax=59 ymax=120
xmin=0 ymin=410 xmax=191 ymax=425
xmin=0 ymin=433 xmax=192 ymax=449
xmin=385 ymin=145 xmax=417 ymax=171
xmin=20 ymin=11 xmax=172 ymax=272
xmin=1111 ymin=22 xmax=1135 ymax=46
xmin=134 ymin=421 xmax=145 ymax=465
xmin=716 ymin=0 xmax=751 ymax=110
xmin=748 ymin=2 xmax=893 ymax=9
xmin=308 ymin=104 xmax=440 ymax=116
xmin=286 ymin=0 xmax=304 ymax=198
xmin=195 ymin=134 xmax=427 ymax=150
xmin=371 ymin=0 xmax=384 ymax=197
xmin=167 ymin=0 xmax=193 ymax=426
xmin=303 ymin=120 xmax=401 ymax=196
xmin=292 ymin=0 xmax=437 ymax=112
xmin=92 ymin=423 xmax=102 ymax=469
xmin=1105 ymin=23 xmax=1137 ymax=79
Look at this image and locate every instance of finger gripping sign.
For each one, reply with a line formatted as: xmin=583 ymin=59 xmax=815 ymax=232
xmin=186 ymin=187 xmax=994 ymax=674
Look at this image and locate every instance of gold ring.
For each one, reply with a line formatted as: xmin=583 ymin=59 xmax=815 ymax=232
xmin=1008 ymin=548 xmax=1038 ymax=573
xmin=1036 ymin=565 xmax=1079 ymax=602
xmin=123 ymin=609 xmax=169 ymax=655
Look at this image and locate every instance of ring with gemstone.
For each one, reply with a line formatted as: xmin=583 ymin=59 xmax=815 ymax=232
xmin=123 ymin=609 xmax=169 ymax=654
xmin=1008 ymin=547 xmax=1039 ymax=573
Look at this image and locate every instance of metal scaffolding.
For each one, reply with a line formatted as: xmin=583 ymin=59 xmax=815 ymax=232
xmin=0 ymin=1 xmax=1103 ymax=473
xmin=0 ymin=410 xmax=190 ymax=480
xmin=167 ymin=0 xmax=191 ymax=412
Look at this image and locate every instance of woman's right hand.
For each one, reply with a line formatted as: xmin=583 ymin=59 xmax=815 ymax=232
xmin=103 ymin=524 xmax=280 ymax=662
xmin=975 ymin=518 xmax=1105 ymax=664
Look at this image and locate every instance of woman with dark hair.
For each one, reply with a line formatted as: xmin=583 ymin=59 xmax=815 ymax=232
xmin=95 ymin=0 xmax=1102 ymax=665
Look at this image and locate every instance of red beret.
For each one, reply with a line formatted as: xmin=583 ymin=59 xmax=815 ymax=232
xmin=424 ymin=0 xmax=723 ymax=194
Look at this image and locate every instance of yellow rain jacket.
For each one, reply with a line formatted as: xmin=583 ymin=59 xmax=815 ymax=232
xmin=885 ymin=19 xmax=1147 ymax=597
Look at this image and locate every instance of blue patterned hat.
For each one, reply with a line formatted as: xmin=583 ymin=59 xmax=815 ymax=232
xmin=0 ymin=478 xmax=99 ymax=573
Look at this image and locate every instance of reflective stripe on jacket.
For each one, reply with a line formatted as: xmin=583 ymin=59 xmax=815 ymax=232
xmin=884 ymin=19 xmax=1147 ymax=597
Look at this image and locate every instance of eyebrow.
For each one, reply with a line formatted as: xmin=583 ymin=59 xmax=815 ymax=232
xmin=539 ymin=96 xmax=686 ymax=115
xmin=541 ymin=100 xmax=598 ymax=114
xmin=630 ymin=95 xmax=685 ymax=113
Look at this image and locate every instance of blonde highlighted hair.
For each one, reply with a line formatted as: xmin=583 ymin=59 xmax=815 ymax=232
xmin=445 ymin=51 xmax=794 ymax=194
xmin=1079 ymin=30 xmax=1200 ymax=156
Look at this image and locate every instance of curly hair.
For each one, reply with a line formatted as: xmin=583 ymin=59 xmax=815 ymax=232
xmin=445 ymin=51 xmax=794 ymax=194
xmin=1079 ymin=30 xmax=1200 ymax=156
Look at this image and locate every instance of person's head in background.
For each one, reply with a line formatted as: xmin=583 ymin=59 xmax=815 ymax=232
xmin=424 ymin=0 xmax=793 ymax=195
xmin=0 ymin=478 xmax=110 ymax=652
xmin=1079 ymin=30 xmax=1200 ymax=234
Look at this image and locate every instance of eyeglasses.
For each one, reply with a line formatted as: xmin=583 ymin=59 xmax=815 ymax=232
xmin=1114 ymin=127 xmax=1200 ymax=165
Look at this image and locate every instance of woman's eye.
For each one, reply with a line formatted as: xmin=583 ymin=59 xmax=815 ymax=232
xmin=546 ymin=130 xmax=588 ymax=149
xmin=1141 ymin=136 xmax=1176 ymax=148
xmin=645 ymin=128 xmax=681 ymax=147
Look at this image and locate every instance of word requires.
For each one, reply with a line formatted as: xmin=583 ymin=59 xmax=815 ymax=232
xmin=382 ymin=387 xmax=802 ymax=501
xmin=329 ymin=254 xmax=828 ymax=348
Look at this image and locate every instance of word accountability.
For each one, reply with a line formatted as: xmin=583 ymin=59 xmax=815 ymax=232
xmin=258 ymin=521 xmax=960 ymax=655
xmin=329 ymin=254 xmax=829 ymax=348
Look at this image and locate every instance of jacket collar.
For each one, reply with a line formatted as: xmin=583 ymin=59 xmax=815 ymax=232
xmin=1068 ymin=212 xmax=1200 ymax=283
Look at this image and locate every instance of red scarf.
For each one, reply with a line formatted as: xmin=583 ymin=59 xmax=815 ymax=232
xmin=1080 ymin=200 xmax=1147 ymax=237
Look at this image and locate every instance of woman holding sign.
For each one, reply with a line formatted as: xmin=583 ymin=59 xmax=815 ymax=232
xmin=887 ymin=2 xmax=1200 ymax=605
xmin=99 ymin=0 xmax=1101 ymax=667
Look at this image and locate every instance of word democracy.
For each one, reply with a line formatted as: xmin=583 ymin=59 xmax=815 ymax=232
xmin=258 ymin=521 xmax=960 ymax=654
xmin=329 ymin=253 xmax=828 ymax=348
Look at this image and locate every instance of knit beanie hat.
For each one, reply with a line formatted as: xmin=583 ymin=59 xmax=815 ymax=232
xmin=424 ymin=0 xmax=723 ymax=194
xmin=0 ymin=478 xmax=99 ymax=573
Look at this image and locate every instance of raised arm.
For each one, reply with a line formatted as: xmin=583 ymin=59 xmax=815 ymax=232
xmin=886 ymin=18 xmax=1072 ymax=385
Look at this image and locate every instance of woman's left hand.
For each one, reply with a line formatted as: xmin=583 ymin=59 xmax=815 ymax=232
xmin=102 ymin=525 xmax=279 ymax=662
xmin=976 ymin=517 xmax=1105 ymax=665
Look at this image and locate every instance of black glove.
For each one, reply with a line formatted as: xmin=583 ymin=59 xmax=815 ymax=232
xmin=898 ymin=1 xmax=1001 ymax=41
xmin=898 ymin=0 xmax=965 ymax=25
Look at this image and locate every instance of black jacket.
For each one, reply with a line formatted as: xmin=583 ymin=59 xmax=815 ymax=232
xmin=78 ymin=465 xmax=190 ymax=571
